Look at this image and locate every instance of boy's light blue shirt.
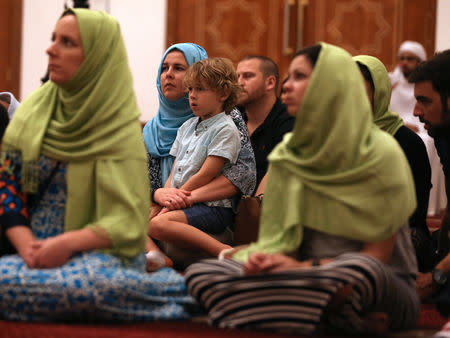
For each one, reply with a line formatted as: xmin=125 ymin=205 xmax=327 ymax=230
xmin=170 ymin=112 xmax=241 ymax=208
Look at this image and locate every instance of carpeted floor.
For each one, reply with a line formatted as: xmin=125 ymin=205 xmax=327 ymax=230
xmin=0 ymin=304 xmax=445 ymax=338
xmin=0 ymin=320 xmax=439 ymax=338
xmin=0 ymin=216 xmax=447 ymax=338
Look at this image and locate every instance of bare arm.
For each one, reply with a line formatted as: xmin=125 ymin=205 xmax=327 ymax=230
xmin=189 ymin=174 xmax=239 ymax=205
xmin=416 ymin=177 xmax=450 ymax=300
xmin=181 ymin=156 xmax=225 ymax=191
xmin=155 ymin=171 xmax=239 ymax=211
xmin=417 ymin=214 xmax=450 ymax=300
xmin=163 ymin=162 xmax=175 ymax=188
xmin=153 ymin=162 xmax=190 ymax=212
xmin=6 ymin=226 xmax=37 ymax=267
xmin=243 ymin=234 xmax=397 ymax=274
xmin=32 ymin=227 xmax=112 ymax=269
xmin=254 ymin=173 xmax=267 ymax=196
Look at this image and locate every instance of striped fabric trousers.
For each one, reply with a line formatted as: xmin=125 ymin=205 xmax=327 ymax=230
xmin=185 ymin=253 xmax=419 ymax=335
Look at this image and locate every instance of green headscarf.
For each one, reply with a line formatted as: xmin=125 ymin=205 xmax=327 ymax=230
xmin=1 ymin=9 xmax=149 ymax=260
xmin=234 ymin=43 xmax=416 ymax=261
xmin=353 ymin=55 xmax=404 ymax=135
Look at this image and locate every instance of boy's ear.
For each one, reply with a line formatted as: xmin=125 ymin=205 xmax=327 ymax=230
xmin=219 ymin=89 xmax=231 ymax=102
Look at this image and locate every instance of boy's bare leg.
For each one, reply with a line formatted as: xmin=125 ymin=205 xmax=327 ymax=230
xmin=145 ymin=236 xmax=162 ymax=253
xmin=149 ymin=210 xmax=231 ymax=256
xmin=145 ymin=235 xmax=173 ymax=272
xmin=150 ymin=203 xmax=163 ymax=219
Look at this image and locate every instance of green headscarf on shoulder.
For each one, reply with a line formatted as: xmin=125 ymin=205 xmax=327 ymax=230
xmin=234 ymin=43 xmax=416 ymax=261
xmin=2 ymin=9 xmax=149 ymax=261
xmin=353 ymin=55 xmax=404 ymax=135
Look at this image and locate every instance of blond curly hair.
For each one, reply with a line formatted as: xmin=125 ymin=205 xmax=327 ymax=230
xmin=183 ymin=57 xmax=241 ymax=114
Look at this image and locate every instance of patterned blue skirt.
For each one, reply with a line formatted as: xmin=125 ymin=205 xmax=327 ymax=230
xmin=0 ymin=155 xmax=196 ymax=322
xmin=0 ymin=253 xmax=195 ymax=322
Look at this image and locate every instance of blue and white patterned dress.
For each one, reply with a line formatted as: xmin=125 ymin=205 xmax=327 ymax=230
xmin=0 ymin=154 xmax=196 ymax=322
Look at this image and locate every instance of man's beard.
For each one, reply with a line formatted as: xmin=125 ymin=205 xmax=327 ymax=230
xmin=427 ymin=113 xmax=450 ymax=138
xmin=402 ymin=68 xmax=412 ymax=79
xmin=237 ymin=92 xmax=251 ymax=106
xmin=238 ymin=88 xmax=265 ymax=107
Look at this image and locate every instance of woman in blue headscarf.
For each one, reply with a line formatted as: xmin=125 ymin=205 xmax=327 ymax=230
xmin=143 ymin=43 xmax=256 ymax=220
xmin=144 ymin=44 xmax=207 ymax=187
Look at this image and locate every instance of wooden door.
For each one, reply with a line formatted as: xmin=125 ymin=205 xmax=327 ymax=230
xmin=167 ymin=0 xmax=436 ymax=81
xmin=0 ymin=0 xmax=22 ymax=97
xmin=303 ymin=0 xmax=436 ymax=72
xmin=166 ymin=0 xmax=292 ymax=79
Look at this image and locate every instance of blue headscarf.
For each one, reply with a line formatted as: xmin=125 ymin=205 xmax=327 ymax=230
xmin=143 ymin=43 xmax=208 ymax=185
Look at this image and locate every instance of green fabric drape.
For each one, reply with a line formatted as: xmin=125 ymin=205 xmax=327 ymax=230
xmin=2 ymin=9 xmax=149 ymax=261
xmin=353 ymin=55 xmax=404 ymax=135
xmin=234 ymin=43 xmax=416 ymax=261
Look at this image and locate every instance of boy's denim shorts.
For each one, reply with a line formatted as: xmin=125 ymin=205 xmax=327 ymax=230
xmin=182 ymin=203 xmax=235 ymax=234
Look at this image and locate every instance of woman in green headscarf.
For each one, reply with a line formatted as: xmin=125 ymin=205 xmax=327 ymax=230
xmin=0 ymin=9 xmax=193 ymax=321
xmin=354 ymin=55 xmax=433 ymax=272
xmin=185 ymin=43 xmax=420 ymax=335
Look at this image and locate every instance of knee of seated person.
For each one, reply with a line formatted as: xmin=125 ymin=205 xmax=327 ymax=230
xmin=148 ymin=214 xmax=167 ymax=237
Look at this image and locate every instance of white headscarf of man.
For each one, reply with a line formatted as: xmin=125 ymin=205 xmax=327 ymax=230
xmin=389 ymin=41 xmax=427 ymax=131
xmin=398 ymin=41 xmax=427 ymax=61
xmin=390 ymin=41 xmax=427 ymax=85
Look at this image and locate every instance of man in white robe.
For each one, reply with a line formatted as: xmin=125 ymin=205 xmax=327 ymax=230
xmin=390 ymin=41 xmax=427 ymax=132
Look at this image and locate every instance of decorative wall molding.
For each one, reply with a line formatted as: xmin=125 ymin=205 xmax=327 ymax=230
xmin=327 ymin=0 xmax=390 ymax=55
xmin=205 ymin=0 xmax=266 ymax=60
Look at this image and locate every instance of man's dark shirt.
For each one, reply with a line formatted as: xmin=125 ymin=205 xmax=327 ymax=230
xmin=394 ymin=126 xmax=431 ymax=234
xmin=433 ymin=133 xmax=450 ymax=317
xmin=435 ymin=134 xmax=450 ymax=178
xmin=239 ymin=98 xmax=295 ymax=193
